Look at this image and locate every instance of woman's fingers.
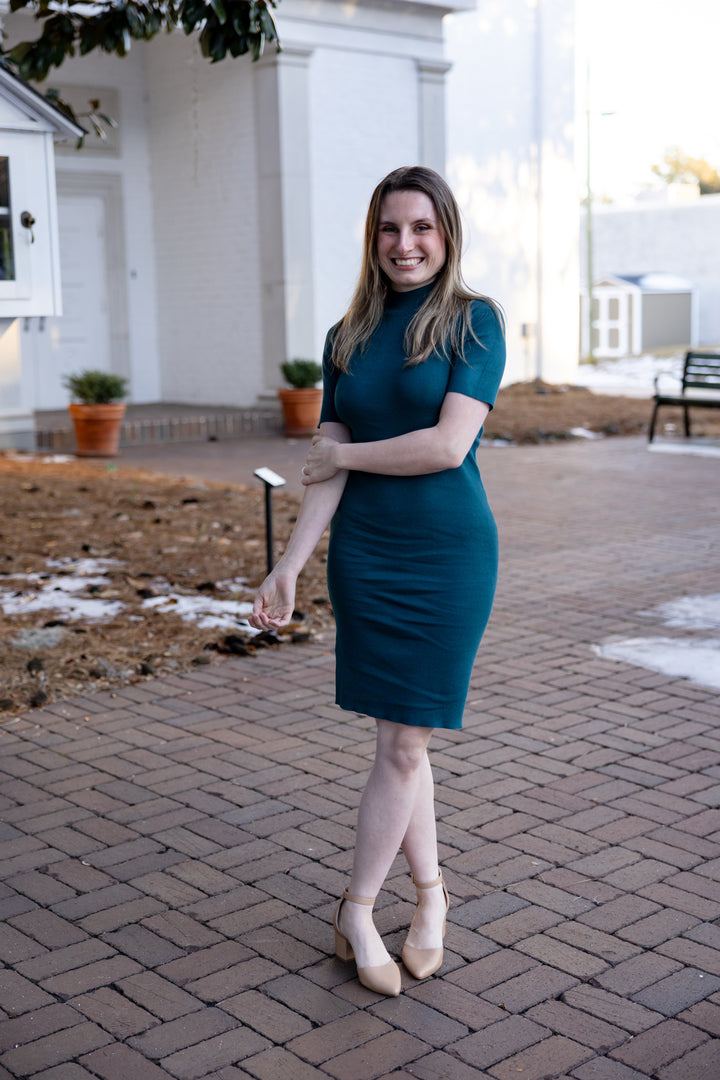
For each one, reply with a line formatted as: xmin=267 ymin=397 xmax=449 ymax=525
xmin=249 ymin=572 xmax=296 ymax=629
xmin=302 ymin=439 xmax=339 ymax=484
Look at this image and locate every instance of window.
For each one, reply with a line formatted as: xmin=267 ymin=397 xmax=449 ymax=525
xmin=0 ymin=158 xmax=15 ymax=281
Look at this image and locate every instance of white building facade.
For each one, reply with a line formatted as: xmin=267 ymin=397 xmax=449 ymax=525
xmin=1 ymin=0 xmax=578 ymax=446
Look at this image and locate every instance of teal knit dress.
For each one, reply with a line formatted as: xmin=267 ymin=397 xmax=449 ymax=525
xmin=320 ymin=283 xmax=506 ymax=729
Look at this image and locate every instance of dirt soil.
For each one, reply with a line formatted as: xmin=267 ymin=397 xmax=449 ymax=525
xmin=2 ymin=382 xmax=718 ymax=714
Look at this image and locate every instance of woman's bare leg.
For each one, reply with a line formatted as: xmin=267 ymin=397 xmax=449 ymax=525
xmin=401 ymin=751 xmax=447 ymax=950
xmin=401 ymin=751 xmax=439 ymax=880
xmin=339 ymin=719 xmax=433 ymax=968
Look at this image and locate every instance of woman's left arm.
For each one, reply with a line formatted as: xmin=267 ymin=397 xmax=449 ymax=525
xmin=302 ymin=391 xmax=489 ymax=484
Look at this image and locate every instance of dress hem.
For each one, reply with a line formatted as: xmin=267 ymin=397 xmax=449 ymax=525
xmin=335 ymin=695 xmax=464 ymax=731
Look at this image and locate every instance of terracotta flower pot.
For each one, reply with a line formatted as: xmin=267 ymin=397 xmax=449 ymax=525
xmin=277 ymin=388 xmax=322 ymax=437
xmin=69 ymin=403 xmax=126 ymax=457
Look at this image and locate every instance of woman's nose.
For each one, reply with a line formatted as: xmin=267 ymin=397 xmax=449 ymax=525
xmin=395 ymin=229 xmax=414 ymax=253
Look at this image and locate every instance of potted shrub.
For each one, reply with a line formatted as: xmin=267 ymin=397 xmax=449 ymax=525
xmin=63 ymin=369 xmax=128 ymax=457
xmin=278 ymin=358 xmax=323 ymax=436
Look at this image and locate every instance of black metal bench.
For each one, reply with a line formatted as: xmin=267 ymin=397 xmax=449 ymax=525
xmin=648 ymin=349 xmax=720 ymax=442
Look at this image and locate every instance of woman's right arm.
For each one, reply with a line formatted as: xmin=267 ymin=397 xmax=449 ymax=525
xmin=247 ymin=421 xmax=350 ymax=630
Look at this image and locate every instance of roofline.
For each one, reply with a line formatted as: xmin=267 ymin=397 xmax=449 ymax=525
xmin=0 ymin=61 xmax=84 ymax=139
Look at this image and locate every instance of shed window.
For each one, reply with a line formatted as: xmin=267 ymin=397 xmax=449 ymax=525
xmin=0 ymin=158 xmax=15 ymax=281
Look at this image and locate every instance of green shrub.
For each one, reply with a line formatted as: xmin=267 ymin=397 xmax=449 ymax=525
xmin=63 ymin=370 xmax=128 ymax=404
xmin=281 ymin=359 xmax=322 ymax=389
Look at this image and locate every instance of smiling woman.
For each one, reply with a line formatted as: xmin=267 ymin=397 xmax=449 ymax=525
xmin=249 ymin=165 xmax=506 ymax=998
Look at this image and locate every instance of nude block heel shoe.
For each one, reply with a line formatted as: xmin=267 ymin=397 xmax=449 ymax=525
xmin=401 ymin=871 xmax=450 ymax=980
xmin=334 ymin=890 xmax=401 ymax=996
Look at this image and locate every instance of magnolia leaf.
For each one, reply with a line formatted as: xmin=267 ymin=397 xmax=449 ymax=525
xmin=209 ymin=0 xmax=228 ymax=23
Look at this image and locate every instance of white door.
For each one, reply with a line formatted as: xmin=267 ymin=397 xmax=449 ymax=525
xmin=29 ymin=193 xmax=110 ymax=410
xmin=594 ymin=290 xmax=629 ymax=358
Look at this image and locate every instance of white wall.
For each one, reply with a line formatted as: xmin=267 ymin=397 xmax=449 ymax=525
xmin=276 ymin=0 xmax=450 ymax=366
xmin=308 ymin=50 xmax=419 ymax=354
xmin=445 ymin=0 xmax=578 ymax=384
xmin=584 ymin=195 xmax=720 ymax=347
xmin=145 ymin=33 xmax=263 ymax=406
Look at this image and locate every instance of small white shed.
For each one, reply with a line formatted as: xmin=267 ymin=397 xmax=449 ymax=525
xmin=0 ymin=65 xmax=82 ymax=446
xmin=581 ymin=272 xmax=697 ymax=359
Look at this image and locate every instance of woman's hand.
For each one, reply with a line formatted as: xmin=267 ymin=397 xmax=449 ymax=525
xmin=248 ymin=568 xmax=297 ymax=630
xmin=301 ymin=435 xmax=340 ymax=485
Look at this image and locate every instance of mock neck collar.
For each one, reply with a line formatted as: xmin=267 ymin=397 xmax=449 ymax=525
xmin=384 ymin=280 xmax=437 ymax=313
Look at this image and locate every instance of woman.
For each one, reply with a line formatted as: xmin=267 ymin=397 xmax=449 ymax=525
xmin=249 ymin=166 xmax=505 ymax=997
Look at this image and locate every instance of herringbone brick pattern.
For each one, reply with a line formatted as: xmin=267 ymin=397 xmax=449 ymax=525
xmin=1 ymin=437 xmax=720 ymax=1079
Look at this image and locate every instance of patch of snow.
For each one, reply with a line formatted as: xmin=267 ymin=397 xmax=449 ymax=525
xmin=648 ymin=440 xmax=720 ymax=459
xmin=0 ymin=556 xmax=259 ymax=633
xmin=45 ymin=557 xmax=120 ymax=574
xmin=647 ymin=594 xmax=720 ymax=631
xmin=142 ymin=591 xmax=256 ymax=632
xmin=596 ymin=591 xmax=720 ymax=691
xmin=10 ymin=626 xmax=68 ymax=650
xmin=0 ymin=572 xmax=123 ymax=621
xmin=1 ymin=452 xmax=74 ymax=464
xmin=594 ymin=638 xmax=720 ymax=692
xmin=570 ymin=427 xmax=604 ymax=440
xmin=574 ymin=353 xmax=683 ymax=398
xmin=0 ymin=557 xmax=126 ymax=621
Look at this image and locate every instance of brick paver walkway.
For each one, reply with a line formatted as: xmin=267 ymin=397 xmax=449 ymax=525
xmin=2 ymin=435 xmax=720 ymax=1080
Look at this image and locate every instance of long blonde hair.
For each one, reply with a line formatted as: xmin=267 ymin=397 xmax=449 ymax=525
xmin=330 ymin=166 xmax=503 ymax=372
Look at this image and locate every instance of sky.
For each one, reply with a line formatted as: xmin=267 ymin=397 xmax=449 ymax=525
xmin=579 ymin=0 xmax=720 ymax=202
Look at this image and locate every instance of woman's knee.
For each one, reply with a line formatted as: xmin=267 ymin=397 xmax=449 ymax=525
xmin=376 ymin=720 xmax=431 ymax=777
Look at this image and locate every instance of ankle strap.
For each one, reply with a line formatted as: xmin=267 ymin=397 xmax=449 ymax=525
xmin=342 ymin=889 xmax=375 ymax=905
xmin=412 ymin=871 xmax=443 ymax=890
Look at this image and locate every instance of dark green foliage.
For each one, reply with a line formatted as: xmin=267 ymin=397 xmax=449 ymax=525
xmin=63 ymin=369 xmax=128 ymax=404
xmin=3 ymin=1 xmax=279 ymax=82
xmin=281 ymin=359 xmax=323 ymax=389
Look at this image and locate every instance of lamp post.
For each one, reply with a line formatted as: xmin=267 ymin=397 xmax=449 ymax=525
xmin=586 ymin=63 xmax=595 ymax=363
xmin=585 ymin=60 xmax=615 ymax=364
xmin=253 ymin=467 xmax=286 ymax=576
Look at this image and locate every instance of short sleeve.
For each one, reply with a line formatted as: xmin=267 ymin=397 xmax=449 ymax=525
xmin=447 ymin=300 xmax=506 ymax=410
xmin=319 ymin=330 xmax=340 ymax=425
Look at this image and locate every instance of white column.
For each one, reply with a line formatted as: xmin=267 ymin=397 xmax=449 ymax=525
xmin=416 ymin=59 xmax=452 ymax=174
xmin=254 ymin=45 xmax=315 ymax=392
